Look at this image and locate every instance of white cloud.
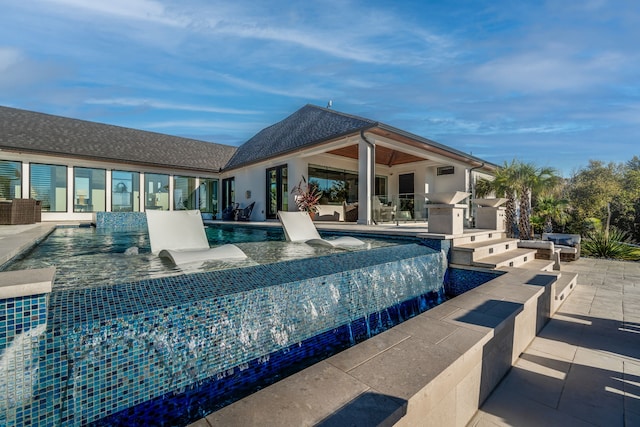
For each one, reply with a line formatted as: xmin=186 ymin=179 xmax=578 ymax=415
xmin=41 ymin=0 xmax=187 ymax=26
xmin=85 ymin=98 xmax=260 ymax=115
xmin=144 ymin=119 xmax=265 ymax=132
xmin=470 ymin=49 xmax=625 ymax=93
xmin=0 ymin=47 xmax=22 ymax=72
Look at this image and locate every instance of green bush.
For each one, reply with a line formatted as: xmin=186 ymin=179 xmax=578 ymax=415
xmin=582 ymin=227 xmax=640 ymax=261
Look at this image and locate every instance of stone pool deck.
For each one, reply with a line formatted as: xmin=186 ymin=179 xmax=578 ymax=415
xmin=470 ymin=257 xmax=640 ymax=427
xmin=1 ymin=223 xmax=639 ymax=426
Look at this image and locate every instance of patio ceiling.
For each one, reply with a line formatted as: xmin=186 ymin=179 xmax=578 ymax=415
xmin=326 ymin=144 xmax=426 ymax=167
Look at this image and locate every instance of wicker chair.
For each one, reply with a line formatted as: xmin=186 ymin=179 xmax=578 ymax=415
xmin=0 ymin=199 xmax=37 ymax=225
xmin=343 ymin=202 xmax=358 ymax=222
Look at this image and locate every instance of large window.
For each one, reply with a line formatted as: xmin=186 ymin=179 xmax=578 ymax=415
xmin=198 ymin=178 xmax=218 ymax=214
xmin=308 ymin=165 xmax=358 ymax=204
xmin=174 ymin=176 xmax=197 ymax=210
xmin=30 ymin=163 xmax=67 ymax=212
xmin=145 ymin=173 xmax=169 ymax=210
xmin=0 ymin=160 xmax=21 ymax=200
xmin=112 ymin=170 xmax=140 ymax=212
xmin=74 ymin=167 xmax=105 ymax=212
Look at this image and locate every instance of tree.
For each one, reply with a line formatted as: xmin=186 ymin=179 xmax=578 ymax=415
xmin=534 ymin=196 xmax=569 ymax=233
xmin=513 ymin=162 xmax=560 ymax=240
xmin=476 ymin=160 xmax=519 ymax=238
xmin=566 ymin=160 xmax=623 ymax=235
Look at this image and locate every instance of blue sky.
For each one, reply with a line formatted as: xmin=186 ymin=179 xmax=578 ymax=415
xmin=1 ymin=0 xmax=638 ymax=176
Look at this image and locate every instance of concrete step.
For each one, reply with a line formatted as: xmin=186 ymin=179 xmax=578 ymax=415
xmin=517 ymin=258 xmax=556 ymax=272
xmin=451 ymin=238 xmax=519 ymax=265
xmin=452 ymin=230 xmax=506 ymax=246
xmin=472 ymin=248 xmax=538 ymax=269
xmin=552 ymin=272 xmax=578 ymax=314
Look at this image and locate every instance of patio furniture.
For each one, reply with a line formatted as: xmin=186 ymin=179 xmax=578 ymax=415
xmin=221 ymin=203 xmax=239 ymax=221
xmin=314 ymin=204 xmax=342 ymax=221
xmin=372 ymin=197 xmax=396 ymax=223
xmin=34 ymin=200 xmax=42 ymax=222
xmin=0 ymin=199 xmax=38 ymax=225
xmin=146 ymin=209 xmax=248 ymax=265
xmin=278 ymin=210 xmax=365 ymax=248
xmin=236 ymin=202 xmax=255 ymax=221
xmin=542 ymin=233 xmax=581 ymax=261
xmin=343 ymin=202 xmax=358 ymax=222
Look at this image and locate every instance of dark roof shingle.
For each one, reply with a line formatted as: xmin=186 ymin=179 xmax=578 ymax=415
xmin=224 ymin=104 xmax=376 ymax=169
xmin=0 ymin=106 xmax=237 ymax=173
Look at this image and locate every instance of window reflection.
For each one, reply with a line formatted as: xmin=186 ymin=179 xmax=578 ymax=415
xmin=30 ymin=163 xmax=67 ymax=212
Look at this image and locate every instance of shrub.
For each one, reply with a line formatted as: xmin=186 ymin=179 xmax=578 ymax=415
xmin=582 ymin=227 xmax=640 ymax=261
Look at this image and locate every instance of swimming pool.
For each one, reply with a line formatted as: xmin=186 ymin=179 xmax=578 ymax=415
xmin=0 ymin=219 xmax=460 ymax=425
xmin=0 ymin=219 xmax=499 ymax=426
xmin=2 ymin=224 xmax=406 ymax=290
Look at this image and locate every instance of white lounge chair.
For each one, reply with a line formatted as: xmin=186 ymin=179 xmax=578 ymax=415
xmin=277 ymin=210 xmax=365 ymax=247
xmin=146 ymin=210 xmax=247 ymax=265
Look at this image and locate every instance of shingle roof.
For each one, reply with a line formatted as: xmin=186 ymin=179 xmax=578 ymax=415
xmin=224 ymin=104 xmax=377 ymax=169
xmin=224 ymin=104 xmax=497 ymax=171
xmin=0 ymin=106 xmax=237 ymax=173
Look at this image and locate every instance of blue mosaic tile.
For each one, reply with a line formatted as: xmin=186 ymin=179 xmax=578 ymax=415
xmin=95 ymin=212 xmax=147 ymax=230
xmin=445 ymin=268 xmax=503 ymax=297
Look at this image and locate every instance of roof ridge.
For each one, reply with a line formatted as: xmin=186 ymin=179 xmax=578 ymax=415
xmin=304 ymin=103 xmax=378 ymax=126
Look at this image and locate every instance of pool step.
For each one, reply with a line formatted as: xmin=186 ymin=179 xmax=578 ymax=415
xmin=451 ymin=238 xmax=519 ymax=265
xmin=451 ymin=230 xmax=506 ymax=246
xmin=472 ymin=248 xmax=538 ymax=269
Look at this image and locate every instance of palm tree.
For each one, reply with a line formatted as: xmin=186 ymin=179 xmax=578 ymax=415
xmin=535 ymin=196 xmax=569 ymax=233
xmin=514 ymin=163 xmax=560 ymax=240
xmin=475 ymin=160 xmax=519 ymax=238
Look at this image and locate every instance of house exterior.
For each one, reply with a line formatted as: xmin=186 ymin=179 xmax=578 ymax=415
xmin=0 ymin=104 xmax=497 ymax=224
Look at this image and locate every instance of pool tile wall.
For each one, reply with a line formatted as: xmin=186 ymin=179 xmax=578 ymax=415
xmin=95 ymin=212 xmax=147 ymax=229
xmin=1 ymin=243 xmax=447 ymax=426
xmin=445 ymin=268 xmax=504 ymax=297
xmin=0 ymin=294 xmax=48 ymax=426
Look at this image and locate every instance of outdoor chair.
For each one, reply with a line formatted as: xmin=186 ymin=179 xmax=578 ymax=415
xmin=146 ymin=209 xmax=248 ymax=265
xmin=277 ymin=210 xmax=365 ymax=248
xmin=221 ymin=203 xmax=239 ymax=221
xmin=236 ymin=202 xmax=255 ymax=221
xmin=343 ymin=202 xmax=358 ymax=222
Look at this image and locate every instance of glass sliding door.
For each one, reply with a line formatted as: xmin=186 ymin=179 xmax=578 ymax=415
xmin=221 ymin=177 xmax=235 ymax=210
xmin=266 ymin=165 xmax=287 ymax=219
xmin=112 ymin=170 xmax=140 ymax=212
xmin=30 ymin=163 xmax=67 ymax=212
xmin=198 ymin=178 xmax=218 ymax=215
xmin=174 ymin=176 xmax=197 ymax=210
xmin=0 ymin=160 xmax=21 ymax=200
xmin=398 ymin=172 xmax=415 ymax=219
xmin=145 ymin=173 xmax=169 ymax=210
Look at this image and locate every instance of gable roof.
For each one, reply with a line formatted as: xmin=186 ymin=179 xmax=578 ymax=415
xmin=0 ymin=106 xmax=236 ymax=173
xmin=224 ymin=104 xmax=497 ymax=171
xmin=224 ymin=104 xmax=376 ymax=169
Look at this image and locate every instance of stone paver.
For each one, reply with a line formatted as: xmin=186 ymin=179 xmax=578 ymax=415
xmin=470 ymin=258 xmax=640 ymax=427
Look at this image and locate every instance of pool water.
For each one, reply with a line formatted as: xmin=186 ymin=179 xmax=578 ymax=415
xmin=2 ymin=225 xmax=408 ymax=290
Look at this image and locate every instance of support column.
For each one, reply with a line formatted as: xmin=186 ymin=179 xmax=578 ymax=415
xmin=358 ymin=137 xmax=374 ymax=224
xmin=21 ymin=162 xmax=30 ymax=199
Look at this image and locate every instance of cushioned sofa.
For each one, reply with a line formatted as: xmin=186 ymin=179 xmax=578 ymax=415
xmin=542 ymin=233 xmax=581 ymax=261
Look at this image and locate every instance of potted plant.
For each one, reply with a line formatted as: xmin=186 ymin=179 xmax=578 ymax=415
xmin=291 ymin=175 xmax=321 ymax=217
